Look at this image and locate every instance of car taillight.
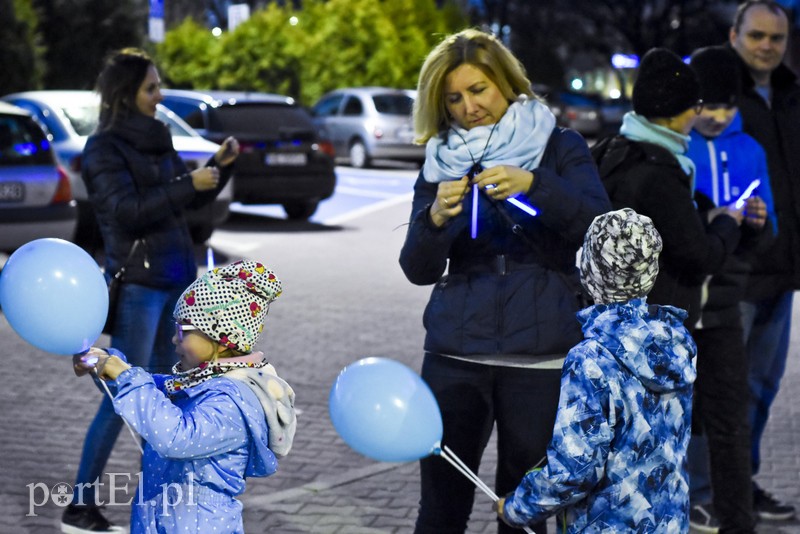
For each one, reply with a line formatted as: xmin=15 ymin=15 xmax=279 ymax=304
xmin=373 ymin=128 xmax=384 ymax=139
xmin=314 ymin=140 xmax=336 ymax=158
xmin=51 ymin=166 xmax=73 ymax=204
xmin=238 ymin=140 xmax=257 ymax=154
xmin=70 ymin=155 xmax=82 ymax=173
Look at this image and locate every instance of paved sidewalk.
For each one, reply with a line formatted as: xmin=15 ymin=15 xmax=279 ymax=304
xmin=1 ymin=200 xmax=798 ymax=533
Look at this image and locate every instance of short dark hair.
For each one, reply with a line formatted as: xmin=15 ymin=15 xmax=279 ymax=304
xmin=733 ymin=0 xmax=789 ymax=33
xmin=95 ymin=48 xmax=155 ymax=131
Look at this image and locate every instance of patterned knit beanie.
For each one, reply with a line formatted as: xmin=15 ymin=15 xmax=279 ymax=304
xmin=580 ymin=208 xmax=663 ymax=305
xmin=174 ymin=260 xmax=282 ymax=353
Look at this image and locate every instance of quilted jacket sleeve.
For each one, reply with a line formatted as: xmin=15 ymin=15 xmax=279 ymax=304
xmin=528 ymin=128 xmax=612 ymax=244
xmin=112 ymin=367 xmax=250 ymax=460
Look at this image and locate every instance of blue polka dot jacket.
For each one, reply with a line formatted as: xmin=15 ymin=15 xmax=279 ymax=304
xmin=108 ymin=349 xmax=296 ymax=534
xmin=503 ymin=299 xmax=696 ymax=532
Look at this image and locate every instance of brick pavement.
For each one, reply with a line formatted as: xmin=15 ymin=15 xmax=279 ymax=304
xmin=1 ymin=200 xmax=798 ymax=533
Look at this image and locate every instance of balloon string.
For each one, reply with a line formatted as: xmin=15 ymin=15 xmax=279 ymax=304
xmin=439 ymin=445 xmax=536 ymax=534
xmin=92 ymin=369 xmax=144 ymax=455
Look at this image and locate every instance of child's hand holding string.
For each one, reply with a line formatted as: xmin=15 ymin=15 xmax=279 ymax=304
xmin=73 ymin=348 xmax=131 ymax=380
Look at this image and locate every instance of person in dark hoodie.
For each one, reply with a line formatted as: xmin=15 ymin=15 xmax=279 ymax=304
xmin=685 ymin=45 xmax=776 ymax=534
xmin=592 ymin=47 xmax=744 ymax=330
xmin=71 ymin=260 xmax=296 ymax=534
xmin=496 ymin=208 xmax=696 ymax=532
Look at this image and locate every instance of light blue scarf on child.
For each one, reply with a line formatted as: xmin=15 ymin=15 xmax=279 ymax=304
xmin=619 ymin=111 xmax=696 ymax=192
xmin=423 ymin=96 xmax=556 ymax=183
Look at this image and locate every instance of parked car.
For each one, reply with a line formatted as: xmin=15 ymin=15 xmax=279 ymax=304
xmin=0 ymin=91 xmax=230 ymax=244
xmin=310 ymin=87 xmax=424 ymax=169
xmin=597 ymin=96 xmax=632 ymax=137
xmin=0 ymin=101 xmax=77 ymax=253
xmin=160 ymin=89 xmax=336 ymax=220
xmin=537 ymin=87 xmax=632 ymax=139
xmin=545 ymin=90 xmax=602 ymax=137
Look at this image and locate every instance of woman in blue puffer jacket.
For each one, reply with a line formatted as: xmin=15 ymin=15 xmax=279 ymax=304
xmin=400 ymin=29 xmax=610 ymax=534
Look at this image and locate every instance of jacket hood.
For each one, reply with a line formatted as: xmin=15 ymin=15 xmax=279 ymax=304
xmin=577 ymin=298 xmax=696 ymax=392
xmin=222 ymin=354 xmax=296 ymax=477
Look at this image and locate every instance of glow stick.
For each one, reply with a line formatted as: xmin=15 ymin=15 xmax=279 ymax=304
xmin=507 ymin=197 xmax=538 ymax=216
xmin=206 ymin=246 xmax=215 ymax=270
xmin=735 ymin=179 xmax=761 ymax=209
xmin=471 ymin=183 xmax=479 ymax=239
xmin=472 ymin=186 xmax=538 ymax=239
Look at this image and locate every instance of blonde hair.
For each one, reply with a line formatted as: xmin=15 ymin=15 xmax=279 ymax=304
xmin=414 ymin=28 xmax=535 ymax=144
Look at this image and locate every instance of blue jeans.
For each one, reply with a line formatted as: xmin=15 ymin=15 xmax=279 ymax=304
xmin=740 ymin=290 xmax=794 ymax=475
xmin=414 ymin=354 xmax=562 ymax=534
xmin=72 ymin=283 xmax=185 ymax=505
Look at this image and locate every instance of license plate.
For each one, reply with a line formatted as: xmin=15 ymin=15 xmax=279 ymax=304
xmin=265 ymin=153 xmax=307 ymax=166
xmin=0 ymin=182 xmax=24 ymax=201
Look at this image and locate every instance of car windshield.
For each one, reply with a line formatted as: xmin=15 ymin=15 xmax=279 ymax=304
xmin=157 ymin=110 xmax=195 ymax=138
xmin=210 ymin=104 xmax=315 ymax=139
xmin=59 ymin=104 xmax=194 ymax=138
xmin=372 ymin=94 xmax=413 ymax=115
xmin=0 ymin=114 xmax=53 ymax=166
xmin=62 ymin=105 xmax=99 ymax=136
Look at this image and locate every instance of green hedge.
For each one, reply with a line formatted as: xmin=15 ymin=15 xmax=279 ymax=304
xmin=155 ymin=0 xmax=466 ymax=106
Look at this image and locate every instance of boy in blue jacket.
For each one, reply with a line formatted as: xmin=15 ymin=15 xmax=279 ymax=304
xmin=497 ymin=208 xmax=697 ymax=532
xmin=685 ymin=45 xmax=776 ymax=533
xmin=72 ymin=260 xmax=296 ymax=534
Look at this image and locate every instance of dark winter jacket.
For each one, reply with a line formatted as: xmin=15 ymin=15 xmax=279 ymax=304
xmin=731 ymin=51 xmax=800 ymax=298
xmin=593 ymin=135 xmax=741 ymax=329
xmin=688 ymin=114 xmax=777 ymax=328
xmin=399 ymin=128 xmax=611 ymax=360
xmin=82 ymin=114 xmax=230 ymax=289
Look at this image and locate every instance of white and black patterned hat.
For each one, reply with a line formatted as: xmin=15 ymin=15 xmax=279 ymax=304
xmin=174 ymin=260 xmax=282 ymax=353
xmin=580 ymin=208 xmax=662 ymax=305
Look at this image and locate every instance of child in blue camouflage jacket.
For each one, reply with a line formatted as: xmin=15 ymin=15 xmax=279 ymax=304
xmin=497 ymin=208 xmax=697 ymax=532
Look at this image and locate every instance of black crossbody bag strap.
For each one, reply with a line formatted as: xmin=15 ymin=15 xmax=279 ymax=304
xmin=113 ymin=238 xmax=145 ymax=282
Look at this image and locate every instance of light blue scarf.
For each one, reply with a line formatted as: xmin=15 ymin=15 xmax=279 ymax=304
xmin=423 ymin=97 xmax=556 ymax=183
xmin=619 ymin=111 xmax=696 ymax=192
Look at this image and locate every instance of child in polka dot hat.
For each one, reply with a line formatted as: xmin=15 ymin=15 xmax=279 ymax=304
xmin=174 ymin=260 xmax=282 ymax=354
xmin=72 ymin=260 xmax=296 ymax=533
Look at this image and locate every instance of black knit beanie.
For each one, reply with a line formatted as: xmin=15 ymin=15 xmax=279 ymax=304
xmin=689 ymin=46 xmax=741 ymax=107
xmin=633 ymin=48 xmax=700 ymax=118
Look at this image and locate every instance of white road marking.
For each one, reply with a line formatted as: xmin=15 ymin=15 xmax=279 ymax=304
xmin=322 ymin=193 xmax=413 ymax=226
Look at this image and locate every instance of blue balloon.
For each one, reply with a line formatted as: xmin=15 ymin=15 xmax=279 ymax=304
xmin=0 ymin=238 xmax=108 ymax=355
xmin=329 ymin=357 xmax=443 ymax=463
